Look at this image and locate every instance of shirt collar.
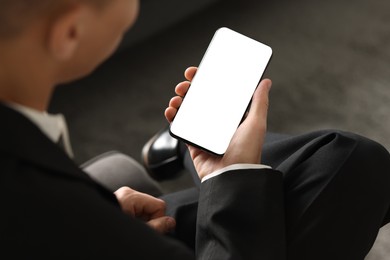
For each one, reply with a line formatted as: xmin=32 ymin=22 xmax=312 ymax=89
xmin=6 ymin=102 xmax=74 ymax=158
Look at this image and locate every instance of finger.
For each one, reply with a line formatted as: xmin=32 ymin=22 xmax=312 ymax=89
xmin=184 ymin=67 xmax=197 ymax=81
xmin=247 ymin=79 xmax=272 ymax=122
xmin=147 ymin=216 xmax=176 ymax=234
xmin=165 ymin=96 xmax=184 ymax=122
xmin=165 ymin=107 xmax=177 ymax=123
xmin=169 ymin=96 xmax=183 ymax=109
xmin=175 ymin=81 xmax=191 ymax=97
xmin=115 ymin=187 xmax=167 ymax=219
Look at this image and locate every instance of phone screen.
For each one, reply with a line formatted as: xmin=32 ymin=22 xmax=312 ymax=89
xmin=169 ymin=27 xmax=273 ymax=155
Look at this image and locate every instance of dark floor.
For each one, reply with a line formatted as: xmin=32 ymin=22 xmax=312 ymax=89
xmin=49 ymin=0 xmax=390 ymax=258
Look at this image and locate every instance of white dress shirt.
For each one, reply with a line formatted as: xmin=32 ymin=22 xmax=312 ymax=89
xmin=202 ymin=163 xmax=272 ymax=182
xmin=7 ymin=103 xmax=74 ymax=158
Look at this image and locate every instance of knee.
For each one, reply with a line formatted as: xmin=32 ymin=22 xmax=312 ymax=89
xmin=334 ymin=130 xmax=389 ymax=164
xmin=332 ymin=129 xmax=390 ymax=191
xmin=341 ymin=131 xmax=390 ymax=225
xmin=313 ymin=129 xmax=390 ymax=181
xmin=317 ymin=129 xmax=389 ymax=159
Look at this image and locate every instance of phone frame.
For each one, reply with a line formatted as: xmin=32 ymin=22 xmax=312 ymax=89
xmin=169 ymin=27 xmax=273 ymax=156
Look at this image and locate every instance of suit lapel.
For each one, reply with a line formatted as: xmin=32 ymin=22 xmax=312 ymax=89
xmin=0 ymin=104 xmax=107 ymax=189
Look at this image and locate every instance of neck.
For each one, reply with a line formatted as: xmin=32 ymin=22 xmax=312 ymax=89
xmin=0 ymin=37 xmax=55 ymax=111
xmin=0 ymin=78 xmax=54 ymax=112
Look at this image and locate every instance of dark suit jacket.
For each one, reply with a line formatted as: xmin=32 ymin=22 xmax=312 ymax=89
xmin=0 ymin=104 xmax=285 ymax=259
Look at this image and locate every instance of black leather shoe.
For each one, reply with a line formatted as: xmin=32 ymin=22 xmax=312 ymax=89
xmin=142 ymin=125 xmax=184 ymax=181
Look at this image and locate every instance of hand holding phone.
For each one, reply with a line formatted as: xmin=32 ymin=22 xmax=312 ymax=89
xmin=165 ymin=67 xmax=272 ymax=180
xmin=169 ymin=27 xmax=273 ymax=157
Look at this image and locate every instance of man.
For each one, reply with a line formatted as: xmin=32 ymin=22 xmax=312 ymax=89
xmin=0 ymin=0 xmax=191 ymax=258
xmin=0 ymin=0 xmax=389 ymax=259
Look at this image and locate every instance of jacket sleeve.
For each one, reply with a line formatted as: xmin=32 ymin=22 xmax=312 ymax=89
xmin=196 ymin=168 xmax=286 ymax=260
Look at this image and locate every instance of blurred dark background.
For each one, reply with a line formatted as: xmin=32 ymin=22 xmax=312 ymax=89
xmin=49 ymin=0 xmax=390 ymax=258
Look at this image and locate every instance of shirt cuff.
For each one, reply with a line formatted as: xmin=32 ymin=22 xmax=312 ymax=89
xmin=201 ymin=164 xmax=272 ymax=183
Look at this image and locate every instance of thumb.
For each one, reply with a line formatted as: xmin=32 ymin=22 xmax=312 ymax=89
xmin=247 ymin=79 xmax=272 ymax=122
xmin=147 ymin=216 xmax=176 ymax=234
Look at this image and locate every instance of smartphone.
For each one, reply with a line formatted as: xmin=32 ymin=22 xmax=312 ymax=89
xmin=169 ymin=27 xmax=273 ymax=156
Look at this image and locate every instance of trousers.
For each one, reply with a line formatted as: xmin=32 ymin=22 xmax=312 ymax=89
xmin=162 ymin=129 xmax=390 ymax=259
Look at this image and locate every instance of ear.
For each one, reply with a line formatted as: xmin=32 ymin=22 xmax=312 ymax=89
xmin=47 ymin=5 xmax=87 ymax=61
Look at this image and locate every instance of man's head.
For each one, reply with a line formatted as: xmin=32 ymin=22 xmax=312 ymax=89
xmin=0 ymin=0 xmax=139 ymax=109
xmin=0 ymin=0 xmax=109 ymax=39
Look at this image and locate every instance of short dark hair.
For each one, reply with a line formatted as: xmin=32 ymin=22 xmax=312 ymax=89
xmin=0 ymin=0 xmax=109 ymax=39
